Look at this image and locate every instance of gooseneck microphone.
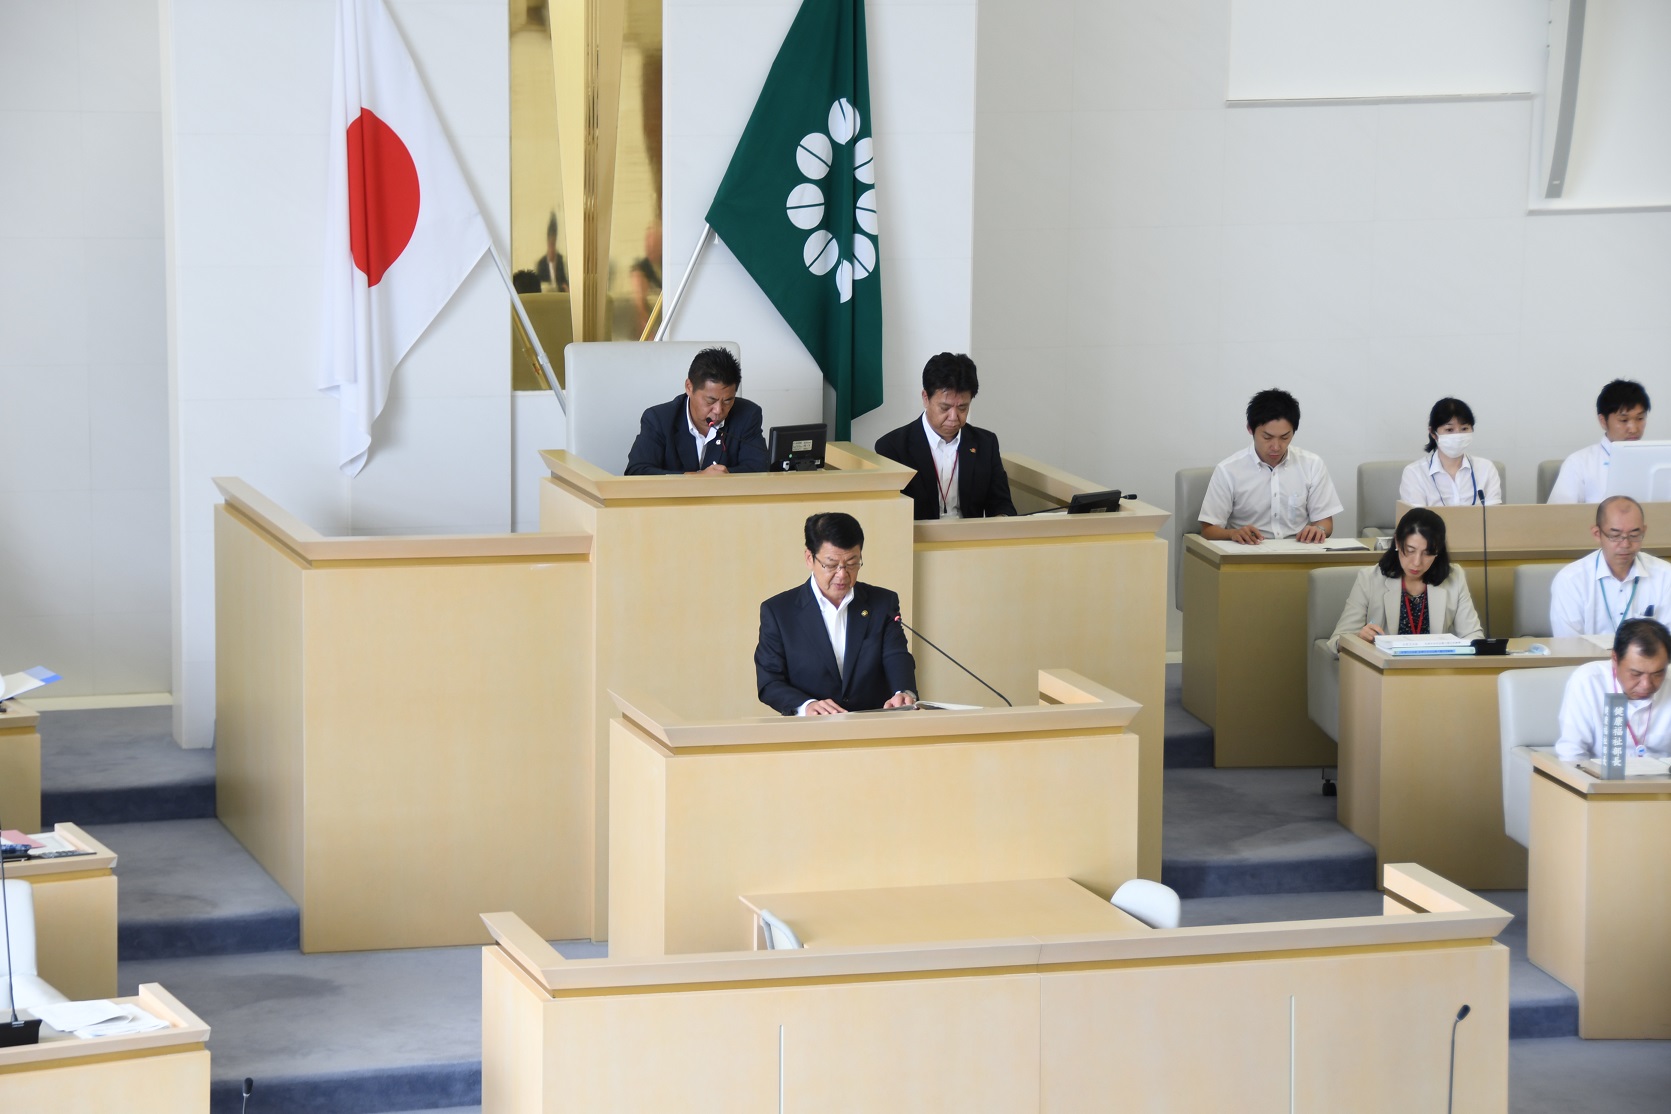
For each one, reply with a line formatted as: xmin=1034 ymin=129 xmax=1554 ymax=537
xmin=1 ymin=813 xmax=43 ymax=1048
xmin=242 ymin=1076 xmax=256 ymax=1113
xmin=1446 ymin=1003 xmax=1471 ymax=1114
xmin=893 ymin=615 xmax=1011 ymax=706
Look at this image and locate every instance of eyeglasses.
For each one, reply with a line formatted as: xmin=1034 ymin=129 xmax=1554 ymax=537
xmin=1601 ymin=530 xmax=1646 ymax=543
xmin=815 ymin=559 xmax=863 ymax=575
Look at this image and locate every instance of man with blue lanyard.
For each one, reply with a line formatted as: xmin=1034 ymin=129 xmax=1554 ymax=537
xmin=1549 ymin=496 xmax=1671 ymax=638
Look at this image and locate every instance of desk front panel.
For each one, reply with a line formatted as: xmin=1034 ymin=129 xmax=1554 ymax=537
xmin=26 ymin=870 xmax=118 ymax=1000
xmin=914 ymin=532 xmax=1166 ymax=878
xmin=0 ymin=705 xmax=40 ymax=831
xmin=0 ymin=1047 xmax=210 ymax=1113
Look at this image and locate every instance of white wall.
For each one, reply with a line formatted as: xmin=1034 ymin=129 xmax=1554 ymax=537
xmin=662 ymin=0 xmax=978 ymax=445
xmin=973 ymin=0 xmax=1671 ymax=575
xmin=0 ymin=0 xmax=171 ymax=698
xmin=162 ymin=0 xmax=513 ymax=745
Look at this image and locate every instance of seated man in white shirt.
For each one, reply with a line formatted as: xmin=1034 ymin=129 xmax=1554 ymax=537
xmin=1554 ymin=618 xmax=1671 ymax=762
xmin=1199 ymin=388 xmax=1344 ymax=545
xmin=1549 ymin=496 xmax=1671 ymax=637
xmin=1548 ymin=379 xmax=1651 ymax=504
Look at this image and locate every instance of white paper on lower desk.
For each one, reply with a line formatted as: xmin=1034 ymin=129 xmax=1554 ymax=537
xmin=1580 ymin=633 xmax=1614 ymax=651
xmin=30 ymin=999 xmax=168 ymax=1039
xmin=1199 ymin=537 xmax=1369 ymax=555
xmin=1579 ymin=755 xmax=1671 ymax=779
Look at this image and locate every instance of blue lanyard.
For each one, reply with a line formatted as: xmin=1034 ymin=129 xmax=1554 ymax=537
xmin=1429 ymin=453 xmax=1481 ymax=506
xmin=1597 ymin=551 xmax=1641 ymax=629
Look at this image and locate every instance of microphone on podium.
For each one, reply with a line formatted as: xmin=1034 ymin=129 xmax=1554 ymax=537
xmin=1446 ymin=1003 xmax=1471 ymax=1114
xmin=892 ymin=614 xmax=1011 ymax=706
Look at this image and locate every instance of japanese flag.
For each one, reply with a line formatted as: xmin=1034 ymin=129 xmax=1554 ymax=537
xmin=319 ymin=0 xmax=491 ymax=475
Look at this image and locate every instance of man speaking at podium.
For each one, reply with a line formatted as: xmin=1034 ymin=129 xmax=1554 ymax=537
xmin=756 ymin=512 xmax=918 ymax=715
xmin=625 ymin=347 xmax=768 ymax=475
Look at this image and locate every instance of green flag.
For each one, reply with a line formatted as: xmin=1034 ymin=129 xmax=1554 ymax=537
xmin=705 ymin=0 xmax=881 ymax=440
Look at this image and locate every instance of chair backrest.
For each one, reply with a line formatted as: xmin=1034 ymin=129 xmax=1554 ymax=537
xmin=1111 ymin=878 xmax=1182 ymax=930
xmin=1498 ymin=665 xmax=1578 ymax=847
xmin=1513 ymin=564 xmax=1561 ymax=637
xmin=1173 ymin=467 xmax=1214 ymax=606
xmin=1307 ymin=566 xmax=1364 ymax=644
xmin=1537 ymin=459 xmax=1563 ymax=504
xmin=757 ymin=908 xmax=803 ymax=950
xmin=0 ymin=879 xmax=38 ymax=977
xmin=566 ymin=340 xmax=741 ymax=475
xmin=1356 ymin=461 xmax=1407 ymax=536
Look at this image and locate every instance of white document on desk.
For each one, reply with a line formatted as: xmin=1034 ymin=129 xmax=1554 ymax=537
xmin=1579 ymin=755 xmax=1671 ymax=779
xmin=1580 ymin=633 xmax=1614 ymax=651
xmin=1200 ymin=537 xmax=1369 ymax=555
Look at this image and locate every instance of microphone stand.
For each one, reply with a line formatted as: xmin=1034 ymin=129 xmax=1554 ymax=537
xmin=1446 ymin=1003 xmax=1472 ymax=1114
xmin=1 ymin=813 xmax=43 ymax=1047
xmin=894 ymin=616 xmax=1011 ymax=706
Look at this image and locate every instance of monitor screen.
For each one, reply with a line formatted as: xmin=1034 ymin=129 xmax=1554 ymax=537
xmin=769 ymin=424 xmax=827 ymax=471
xmin=1604 ymin=440 xmax=1671 ymax=502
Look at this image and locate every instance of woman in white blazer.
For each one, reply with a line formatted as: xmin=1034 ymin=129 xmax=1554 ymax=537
xmin=1329 ymin=507 xmax=1484 ymax=653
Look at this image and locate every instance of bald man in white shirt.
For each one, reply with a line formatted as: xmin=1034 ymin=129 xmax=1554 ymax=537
xmin=1199 ymin=388 xmax=1343 ymax=545
xmin=1549 ymin=497 xmax=1671 ymax=638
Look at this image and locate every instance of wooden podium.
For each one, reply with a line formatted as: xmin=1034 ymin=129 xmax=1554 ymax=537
xmin=914 ymin=456 xmax=1169 ymax=877
xmin=7 ymin=823 xmax=118 ymax=1000
xmin=540 ymin=446 xmax=918 ymax=937
xmin=0 ymin=699 xmax=41 ymax=831
xmin=606 ymin=670 xmax=1142 ymax=957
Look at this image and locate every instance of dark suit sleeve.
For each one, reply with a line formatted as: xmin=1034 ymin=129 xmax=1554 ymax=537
xmin=755 ymin=599 xmax=813 ymax=715
xmin=983 ymin=431 xmax=1016 ymax=517
xmin=624 ymin=406 xmax=678 ymax=475
xmin=879 ymin=593 xmax=918 ymax=698
xmin=730 ymin=400 xmax=769 ymax=473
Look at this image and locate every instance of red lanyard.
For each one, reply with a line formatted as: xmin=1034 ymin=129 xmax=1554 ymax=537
xmin=1402 ymin=590 xmax=1428 ymax=634
xmin=934 ymin=451 xmax=959 ymax=514
xmin=1610 ymin=668 xmax=1654 ymax=756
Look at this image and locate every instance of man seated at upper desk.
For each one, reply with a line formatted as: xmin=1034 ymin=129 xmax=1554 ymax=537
xmin=1550 ymin=496 xmax=1671 ymax=638
xmin=1548 ymin=379 xmax=1651 ymax=504
xmin=873 ymin=353 xmax=1015 ymax=520
xmin=624 ymin=347 xmax=768 ymax=475
xmin=1554 ymin=617 xmax=1671 ymax=762
xmin=755 ymin=512 xmax=918 ymax=715
xmin=1198 ymin=388 xmax=1343 ymax=545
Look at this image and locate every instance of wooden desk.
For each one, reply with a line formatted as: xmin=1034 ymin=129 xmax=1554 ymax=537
xmin=8 ymin=823 xmax=118 ymax=1000
xmin=914 ymin=455 xmax=1169 ymax=878
xmin=0 ymin=984 xmax=209 ymax=1112
xmin=739 ymin=878 xmax=1148 ymax=949
xmin=0 ymin=700 xmax=41 ymax=831
xmin=1527 ymin=750 xmax=1671 ymax=1038
xmin=541 ymin=445 xmax=918 ymax=938
xmin=1181 ymin=534 xmax=1377 ymax=766
xmin=607 ymin=670 xmax=1143 ymax=957
xmin=213 ymin=479 xmax=595 ymax=951
xmin=481 ymin=865 xmax=1509 ymax=1113
xmin=1337 ymin=638 xmax=1605 ymax=891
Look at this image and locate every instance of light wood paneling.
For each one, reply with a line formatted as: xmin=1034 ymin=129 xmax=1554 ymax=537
xmin=0 ymin=702 xmax=41 ymax=832
xmin=10 ymin=824 xmax=118 ymax=999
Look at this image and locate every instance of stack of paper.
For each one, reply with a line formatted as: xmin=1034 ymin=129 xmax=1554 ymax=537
xmin=1579 ymin=755 xmax=1671 ymax=779
xmin=1201 ymin=537 xmax=1370 ymax=555
xmin=1373 ymin=634 xmax=1476 ymax=656
xmin=31 ymin=999 xmax=169 ymax=1039
xmin=0 ymin=666 xmax=60 ymax=701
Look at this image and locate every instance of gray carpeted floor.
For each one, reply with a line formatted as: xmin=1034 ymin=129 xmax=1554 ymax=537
xmin=1163 ymin=766 xmax=1362 ymax=862
xmin=93 ymin=818 xmax=295 ymax=927
xmin=40 ymin=705 xmax=211 ymax=791
xmin=1510 ymin=1037 xmax=1671 ymax=1112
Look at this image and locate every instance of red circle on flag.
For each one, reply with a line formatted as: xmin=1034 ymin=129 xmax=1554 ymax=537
xmin=346 ymin=109 xmax=420 ymax=287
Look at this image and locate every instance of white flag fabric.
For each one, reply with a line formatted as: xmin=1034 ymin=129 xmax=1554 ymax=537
xmin=320 ymin=0 xmax=490 ymax=475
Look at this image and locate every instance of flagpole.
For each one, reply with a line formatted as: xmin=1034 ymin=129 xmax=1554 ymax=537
xmin=487 ymin=244 xmax=567 ymax=414
xmin=653 ymin=223 xmax=713 ymax=341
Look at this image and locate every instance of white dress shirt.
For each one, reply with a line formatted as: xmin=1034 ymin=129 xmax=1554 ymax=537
xmin=1547 ymin=438 xmax=1613 ymax=504
xmin=1554 ymin=658 xmax=1671 ymax=762
xmin=1549 ymin=550 xmax=1671 ymax=638
xmin=1397 ymin=453 xmax=1503 ymax=508
xmin=796 ymin=577 xmax=854 ymax=715
xmin=686 ymin=407 xmax=719 ymax=469
xmin=921 ymin=412 xmax=961 ymax=519
xmin=1199 ymin=445 xmax=1344 ymax=539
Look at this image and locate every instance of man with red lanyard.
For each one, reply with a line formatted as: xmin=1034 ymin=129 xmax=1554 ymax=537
xmin=1554 ymin=617 xmax=1671 ymax=762
xmin=873 ymin=353 xmax=1016 ymax=521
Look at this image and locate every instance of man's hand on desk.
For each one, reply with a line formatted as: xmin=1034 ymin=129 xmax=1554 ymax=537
xmin=884 ymin=690 xmax=916 ymax=709
xmin=1295 ymin=523 xmax=1328 ymax=544
xmin=804 ymin=698 xmax=847 ymax=715
xmin=687 ymin=462 xmax=730 ymax=475
xmin=1228 ymin=524 xmax=1265 ymax=545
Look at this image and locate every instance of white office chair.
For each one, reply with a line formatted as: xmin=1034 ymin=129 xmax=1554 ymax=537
xmin=756 ymin=908 xmax=803 ymax=950
xmin=1110 ymin=879 xmax=1181 ymax=930
xmin=1356 ymin=461 xmax=1407 ymax=537
xmin=1306 ymin=566 xmax=1362 ymax=742
xmin=1498 ymin=667 xmax=1577 ymax=848
xmin=0 ymin=879 xmax=69 ymax=1012
xmin=565 ymin=340 xmax=740 ymax=475
xmin=1513 ymin=564 xmax=1561 ymax=638
xmin=1173 ymin=467 xmax=1214 ymax=613
xmin=1537 ymin=459 xmax=1563 ymax=504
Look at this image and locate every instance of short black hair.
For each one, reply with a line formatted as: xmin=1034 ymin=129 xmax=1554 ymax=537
xmin=1596 ymin=495 xmax=1645 ymax=529
xmin=511 ymin=269 xmax=541 ymax=294
xmin=547 ymin=211 xmax=559 ymax=239
xmin=687 ymin=347 xmax=741 ymax=389
xmin=922 ymin=353 xmax=979 ymax=398
xmin=1377 ymin=507 xmax=1452 ymax=586
xmin=1613 ymin=617 xmax=1671 ymax=661
xmin=1246 ymin=389 xmax=1300 ymax=432
xmin=805 ymin=512 xmax=864 ymax=554
xmin=1597 ymin=379 xmax=1650 ymax=417
xmin=1424 ymin=397 xmax=1476 ymax=453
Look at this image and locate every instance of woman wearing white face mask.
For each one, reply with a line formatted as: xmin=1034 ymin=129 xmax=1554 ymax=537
xmin=1397 ymin=397 xmax=1504 ymax=508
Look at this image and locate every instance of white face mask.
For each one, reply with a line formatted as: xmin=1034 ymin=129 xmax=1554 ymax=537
xmin=1436 ymin=432 xmax=1473 ymax=458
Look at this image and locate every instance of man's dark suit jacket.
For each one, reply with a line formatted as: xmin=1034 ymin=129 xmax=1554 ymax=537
xmin=625 ymin=395 xmax=769 ymax=475
xmin=873 ymin=419 xmax=1016 ymax=520
xmin=755 ymin=581 xmax=918 ymax=715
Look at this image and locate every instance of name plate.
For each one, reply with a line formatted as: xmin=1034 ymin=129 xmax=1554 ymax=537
xmin=1600 ymin=692 xmax=1629 ymax=780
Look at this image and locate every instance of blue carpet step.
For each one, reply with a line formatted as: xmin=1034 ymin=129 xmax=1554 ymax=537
xmin=1161 ymin=767 xmax=1377 ymax=897
xmin=1184 ymin=890 xmax=1578 ymax=1040
xmin=40 ymin=706 xmax=215 ymax=824
xmin=89 ymin=818 xmax=299 ymax=959
xmin=1163 ymin=662 xmax=1213 ymax=768
xmin=120 ymin=945 xmax=482 ymax=1114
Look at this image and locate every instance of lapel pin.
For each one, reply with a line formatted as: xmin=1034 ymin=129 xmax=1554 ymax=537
xmin=861 ymin=609 xmax=869 ymax=617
